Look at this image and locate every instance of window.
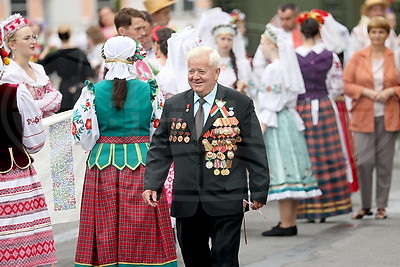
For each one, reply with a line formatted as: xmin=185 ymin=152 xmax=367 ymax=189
xmin=11 ymin=0 xmax=27 ymax=17
xmin=184 ymin=0 xmax=194 ymax=11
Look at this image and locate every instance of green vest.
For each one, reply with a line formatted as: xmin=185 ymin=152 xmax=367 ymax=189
xmin=87 ymin=79 xmax=158 ymax=170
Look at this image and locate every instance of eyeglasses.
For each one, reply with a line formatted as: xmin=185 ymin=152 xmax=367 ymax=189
xmin=11 ymin=35 xmax=38 ymax=42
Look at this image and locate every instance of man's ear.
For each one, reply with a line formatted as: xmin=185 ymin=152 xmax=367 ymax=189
xmin=117 ymin=26 xmax=126 ymax=36
xmin=214 ymin=67 xmax=221 ymax=80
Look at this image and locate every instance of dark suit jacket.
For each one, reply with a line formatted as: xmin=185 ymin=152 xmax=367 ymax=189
xmin=144 ymin=84 xmax=269 ymax=218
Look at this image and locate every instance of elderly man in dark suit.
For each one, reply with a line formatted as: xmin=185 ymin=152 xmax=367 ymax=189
xmin=143 ymin=46 xmax=269 ymax=267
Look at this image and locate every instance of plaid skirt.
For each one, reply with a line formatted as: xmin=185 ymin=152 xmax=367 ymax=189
xmin=75 ymin=164 xmax=177 ymax=267
xmin=296 ymin=97 xmax=352 ymax=219
xmin=0 ymin=166 xmax=57 ymax=267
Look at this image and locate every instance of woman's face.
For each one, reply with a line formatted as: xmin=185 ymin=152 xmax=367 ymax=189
xmin=215 ymin=34 xmax=234 ymax=54
xmin=8 ymin=26 xmax=36 ymax=58
xmin=368 ymin=27 xmax=389 ymax=46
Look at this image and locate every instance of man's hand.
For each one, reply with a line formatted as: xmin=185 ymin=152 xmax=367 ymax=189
xmin=251 ymin=200 xmax=264 ymax=210
xmin=376 ymin=88 xmax=394 ymax=103
xmin=142 ymin=190 xmax=158 ymax=207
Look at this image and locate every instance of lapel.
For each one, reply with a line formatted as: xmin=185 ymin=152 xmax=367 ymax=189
xmin=200 ymin=84 xmax=226 ymax=137
xmin=383 ymin=47 xmax=394 ymax=86
xmin=182 ymin=90 xmax=195 ymax=138
xmin=360 ymin=47 xmax=373 ymax=79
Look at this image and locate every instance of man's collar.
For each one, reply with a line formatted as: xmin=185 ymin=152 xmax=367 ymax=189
xmin=194 ymin=83 xmax=218 ymax=104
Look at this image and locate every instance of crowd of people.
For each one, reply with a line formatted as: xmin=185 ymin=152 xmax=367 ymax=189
xmin=1 ymin=0 xmax=400 ymax=266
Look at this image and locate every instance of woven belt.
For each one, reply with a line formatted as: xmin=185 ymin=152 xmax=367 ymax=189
xmin=97 ymin=136 xmax=150 ymax=144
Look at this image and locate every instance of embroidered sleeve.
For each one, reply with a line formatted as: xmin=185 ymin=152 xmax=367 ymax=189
xmin=72 ymin=81 xmax=99 ymax=150
xmin=257 ymin=64 xmax=287 ymax=128
xmin=326 ymin=53 xmax=344 ymax=99
xmin=148 ymin=79 xmax=165 ymax=137
xmin=17 ymin=84 xmax=46 ymax=154
xmin=35 ymin=80 xmax=62 ymax=115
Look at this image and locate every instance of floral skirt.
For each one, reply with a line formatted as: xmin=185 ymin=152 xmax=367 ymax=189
xmin=75 ymin=164 xmax=177 ymax=267
xmin=264 ymin=108 xmax=321 ymax=202
xmin=0 ymin=166 xmax=57 ymax=267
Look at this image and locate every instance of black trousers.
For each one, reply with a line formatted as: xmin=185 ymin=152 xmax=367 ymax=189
xmin=176 ymin=203 xmax=244 ymax=267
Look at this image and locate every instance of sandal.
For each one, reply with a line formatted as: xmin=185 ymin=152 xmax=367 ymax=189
xmin=352 ymin=208 xmax=373 ymax=219
xmin=375 ymin=208 xmax=387 ymax=219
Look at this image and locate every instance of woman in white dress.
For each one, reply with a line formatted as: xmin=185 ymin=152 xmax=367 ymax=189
xmin=1 ymin=14 xmax=61 ymax=118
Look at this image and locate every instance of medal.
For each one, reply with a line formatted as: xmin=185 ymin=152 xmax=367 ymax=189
xmin=169 ymin=135 xmax=173 ymax=142
xmin=178 ymin=136 xmax=183 ymax=142
xmin=176 ymin=122 xmax=182 ymax=130
xmin=181 ymin=122 xmax=187 ymax=130
xmin=214 ymin=169 xmax=220 ymax=175
xmin=206 ymin=161 xmax=213 ymax=169
xmin=184 ymin=136 xmax=190 ymax=143
xmin=227 ymin=151 xmax=234 ymax=159
xmin=228 ymin=111 xmax=234 ymax=116
xmin=236 ymin=136 xmax=242 ymax=143
xmin=173 ymin=136 xmax=177 ymax=142
xmin=216 ymin=152 xmax=226 ymax=160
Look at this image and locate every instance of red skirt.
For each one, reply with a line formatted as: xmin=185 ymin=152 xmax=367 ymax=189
xmin=75 ymin=164 xmax=177 ymax=266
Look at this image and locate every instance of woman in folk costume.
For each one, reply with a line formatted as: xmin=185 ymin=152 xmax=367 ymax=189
xmin=295 ymin=12 xmax=352 ymax=222
xmin=1 ymin=14 xmax=61 ymax=118
xmin=0 ymin=41 xmax=57 ymax=266
xmin=313 ymin=9 xmax=360 ymax=193
xmin=148 ymin=26 xmax=175 ymax=77
xmin=258 ymin=24 xmax=321 ymax=236
xmin=72 ymin=36 xmax=176 ymax=267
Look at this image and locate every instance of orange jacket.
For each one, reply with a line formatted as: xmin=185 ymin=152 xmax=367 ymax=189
xmin=343 ymin=46 xmax=400 ymax=133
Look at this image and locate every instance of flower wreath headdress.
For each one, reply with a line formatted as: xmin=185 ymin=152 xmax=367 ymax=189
xmin=296 ymin=10 xmax=327 ymax=25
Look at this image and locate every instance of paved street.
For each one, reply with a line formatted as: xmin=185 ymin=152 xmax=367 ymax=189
xmin=53 ymin=149 xmax=400 ymax=266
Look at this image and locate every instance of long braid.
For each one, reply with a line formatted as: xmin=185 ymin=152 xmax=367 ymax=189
xmin=112 ymin=78 xmax=128 ymax=110
xmin=229 ymin=49 xmax=239 ymax=90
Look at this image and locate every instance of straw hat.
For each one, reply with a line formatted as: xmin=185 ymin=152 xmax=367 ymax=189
xmin=143 ymin=0 xmax=176 ymax=15
xmin=361 ymin=0 xmax=389 ymax=15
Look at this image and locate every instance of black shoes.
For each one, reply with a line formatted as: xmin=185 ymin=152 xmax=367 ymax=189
xmin=261 ymin=225 xmax=297 ymax=236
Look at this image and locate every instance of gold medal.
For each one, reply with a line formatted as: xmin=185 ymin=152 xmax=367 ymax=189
xmin=184 ymin=136 xmax=190 ymax=143
xmin=181 ymin=122 xmax=187 ymax=130
xmin=217 ymin=152 xmax=226 ymax=160
xmin=178 ymin=136 xmax=183 ymax=142
xmin=171 ymin=122 xmax=175 ymax=129
xmin=176 ymin=122 xmax=181 ymax=130
xmin=225 ymin=169 xmax=230 ymax=175
xmin=227 ymin=151 xmax=234 ymax=159
xmin=206 ymin=161 xmax=213 ymax=169
xmin=236 ymin=136 xmax=242 ymax=143
xmin=214 ymin=169 xmax=220 ymax=175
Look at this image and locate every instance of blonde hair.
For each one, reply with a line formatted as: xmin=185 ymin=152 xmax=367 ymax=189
xmin=367 ymin=16 xmax=390 ymax=33
xmin=186 ymin=46 xmax=220 ymax=69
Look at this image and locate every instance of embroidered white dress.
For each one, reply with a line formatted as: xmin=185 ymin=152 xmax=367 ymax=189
xmin=0 ymin=84 xmax=57 ymax=267
xmin=2 ymin=60 xmax=62 ymax=118
xmin=258 ymin=60 xmax=321 ymax=201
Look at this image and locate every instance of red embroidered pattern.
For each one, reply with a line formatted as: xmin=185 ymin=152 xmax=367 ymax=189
xmin=97 ymin=136 xmax=150 ymax=144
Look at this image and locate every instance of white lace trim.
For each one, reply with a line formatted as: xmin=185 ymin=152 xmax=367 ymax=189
xmin=267 ymin=189 xmax=322 ymax=202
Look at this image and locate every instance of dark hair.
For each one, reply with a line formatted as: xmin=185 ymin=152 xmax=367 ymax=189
xmin=112 ymin=78 xmax=128 ymax=111
xmin=279 ymin=3 xmax=297 ymax=12
xmin=141 ymin=10 xmax=154 ymax=26
xmin=58 ymin=31 xmax=70 ymax=41
xmin=154 ymin=27 xmax=175 ymax=56
xmin=114 ymin=8 xmax=145 ymax=30
xmin=229 ymin=50 xmax=239 ymax=90
xmin=300 ymin=18 xmax=320 ymax=39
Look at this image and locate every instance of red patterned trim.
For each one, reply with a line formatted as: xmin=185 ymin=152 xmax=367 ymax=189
xmin=97 ymin=136 xmax=150 ymax=144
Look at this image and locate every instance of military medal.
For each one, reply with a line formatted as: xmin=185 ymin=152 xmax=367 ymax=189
xmin=185 ymin=104 xmax=190 ymax=112
xmin=214 ymin=169 xmax=220 ymax=175
xmin=206 ymin=161 xmax=213 ymax=169
xmin=178 ymin=136 xmax=183 ymax=142
xmin=176 ymin=122 xmax=182 ymax=130
xmin=181 ymin=122 xmax=187 ymax=130
xmin=169 ymin=135 xmax=173 ymax=142
xmin=227 ymin=151 xmax=234 ymax=159
xmin=173 ymin=136 xmax=177 ymax=142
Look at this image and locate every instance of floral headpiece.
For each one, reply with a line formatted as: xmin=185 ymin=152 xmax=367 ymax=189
xmin=101 ymin=40 xmax=147 ymax=63
xmin=212 ymin=24 xmax=237 ymax=37
xmin=1 ymin=13 xmax=29 ymax=41
xmin=230 ymin=9 xmax=246 ymax=25
xmin=296 ymin=11 xmax=326 ymax=25
xmin=152 ymin=26 xmax=164 ymax=42
xmin=0 ymin=28 xmax=10 ymax=65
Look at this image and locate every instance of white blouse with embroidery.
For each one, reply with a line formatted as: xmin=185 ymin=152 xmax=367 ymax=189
xmin=257 ymin=59 xmax=304 ymax=130
xmin=16 ymin=83 xmax=46 ymax=153
xmin=2 ymin=60 xmax=62 ymax=118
